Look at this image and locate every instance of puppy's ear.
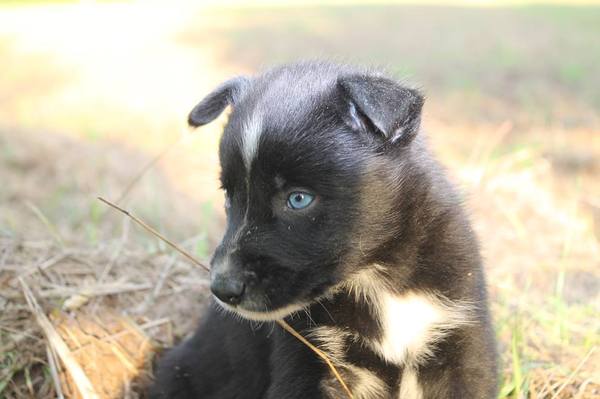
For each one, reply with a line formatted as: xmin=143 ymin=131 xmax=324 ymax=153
xmin=188 ymin=76 xmax=249 ymax=127
xmin=338 ymin=74 xmax=424 ymax=146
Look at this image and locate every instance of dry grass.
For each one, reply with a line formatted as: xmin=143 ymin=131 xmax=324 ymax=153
xmin=1 ymin=226 xmax=209 ymax=398
xmin=0 ymin=128 xmax=213 ymax=397
xmin=1 ymin=1 xmax=599 ymax=398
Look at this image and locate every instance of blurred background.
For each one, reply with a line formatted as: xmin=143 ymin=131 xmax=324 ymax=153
xmin=0 ymin=1 xmax=598 ymax=398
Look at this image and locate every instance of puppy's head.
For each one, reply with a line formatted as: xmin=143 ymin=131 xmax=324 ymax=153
xmin=189 ymin=63 xmax=423 ymax=320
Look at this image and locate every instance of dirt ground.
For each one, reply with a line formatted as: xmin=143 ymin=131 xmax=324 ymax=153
xmin=0 ymin=2 xmax=599 ymax=398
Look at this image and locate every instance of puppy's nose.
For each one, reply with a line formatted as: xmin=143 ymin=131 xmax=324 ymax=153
xmin=211 ymin=276 xmax=245 ymax=305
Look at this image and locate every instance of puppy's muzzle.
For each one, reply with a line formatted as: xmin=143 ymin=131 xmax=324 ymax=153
xmin=210 ymin=249 xmax=251 ymax=306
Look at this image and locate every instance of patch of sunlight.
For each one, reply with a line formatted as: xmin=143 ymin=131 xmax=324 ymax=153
xmin=0 ymin=1 xmax=238 ymax=203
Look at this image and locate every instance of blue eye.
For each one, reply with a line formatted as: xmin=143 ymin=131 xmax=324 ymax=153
xmin=287 ymin=192 xmax=315 ymax=210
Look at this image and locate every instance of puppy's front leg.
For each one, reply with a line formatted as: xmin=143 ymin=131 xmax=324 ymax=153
xmin=265 ymin=326 xmax=327 ymax=399
xmin=418 ymin=326 xmax=498 ymax=398
xmin=150 ymin=306 xmax=271 ymax=399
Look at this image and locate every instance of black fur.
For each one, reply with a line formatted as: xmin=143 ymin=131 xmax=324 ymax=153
xmin=149 ymin=61 xmax=497 ymax=399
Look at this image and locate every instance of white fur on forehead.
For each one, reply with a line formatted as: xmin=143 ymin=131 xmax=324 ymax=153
xmin=237 ymin=62 xmax=392 ymax=169
xmin=241 ymin=112 xmax=263 ymax=168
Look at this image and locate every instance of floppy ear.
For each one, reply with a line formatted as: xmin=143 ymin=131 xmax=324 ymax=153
xmin=188 ymin=76 xmax=250 ymax=127
xmin=338 ymin=74 xmax=424 ymax=146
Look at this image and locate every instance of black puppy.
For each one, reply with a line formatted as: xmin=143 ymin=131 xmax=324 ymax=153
xmin=149 ymin=62 xmax=497 ymax=399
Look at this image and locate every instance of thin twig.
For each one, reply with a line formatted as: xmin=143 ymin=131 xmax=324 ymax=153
xmin=42 ymin=282 xmax=152 ymax=298
xmin=276 ymin=320 xmax=354 ymax=399
xmin=18 ymin=251 xmax=71 ymax=278
xmin=102 ymin=318 xmax=170 ymax=342
xmin=25 ymin=201 xmax=65 ymax=248
xmin=97 ymin=197 xmax=209 ymax=271
xmin=19 ymin=277 xmax=100 ymax=399
xmin=574 ymin=377 xmax=594 ymax=399
xmin=91 ymin=217 xmax=131 ymax=314
xmin=135 ymin=256 xmax=177 ymax=314
xmin=551 ymin=346 xmax=596 ymax=399
xmin=0 ymin=282 xmax=152 ymax=300
xmin=46 ymin=344 xmax=65 ymax=399
xmin=97 ymin=217 xmax=130 ymax=283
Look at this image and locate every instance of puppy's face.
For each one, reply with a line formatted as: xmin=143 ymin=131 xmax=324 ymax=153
xmin=188 ymin=63 xmax=423 ymax=320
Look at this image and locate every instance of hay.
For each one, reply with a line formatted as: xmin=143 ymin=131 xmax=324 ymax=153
xmin=53 ymin=313 xmax=153 ymax=399
xmin=20 ymin=277 xmax=100 ymax=399
xmin=0 ymin=226 xmax=208 ymax=398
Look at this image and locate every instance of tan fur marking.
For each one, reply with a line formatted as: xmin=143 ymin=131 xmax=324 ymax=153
xmin=399 ymin=368 xmax=423 ymax=399
xmin=320 ymin=364 xmax=388 ymax=399
xmin=306 ymin=326 xmax=351 ymax=365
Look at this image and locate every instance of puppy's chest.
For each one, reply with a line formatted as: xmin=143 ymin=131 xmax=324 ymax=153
xmin=308 ymin=292 xmax=469 ymax=399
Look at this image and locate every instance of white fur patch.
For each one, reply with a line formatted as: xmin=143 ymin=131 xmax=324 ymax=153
xmin=241 ymin=113 xmax=263 ymax=168
xmin=399 ymin=368 xmax=423 ymax=399
xmin=341 ymin=267 xmax=474 ymax=366
xmin=337 ymin=267 xmax=474 ymax=398
xmin=374 ymin=292 xmax=471 ymax=365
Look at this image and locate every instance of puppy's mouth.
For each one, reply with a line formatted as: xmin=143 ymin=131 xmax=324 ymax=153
xmin=214 ymin=297 xmax=309 ymax=321
xmin=210 ymin=268 xmax=335 ymax=321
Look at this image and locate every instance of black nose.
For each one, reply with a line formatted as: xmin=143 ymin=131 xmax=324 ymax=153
xmin=211 ymin=276 xmax=246 ymax=305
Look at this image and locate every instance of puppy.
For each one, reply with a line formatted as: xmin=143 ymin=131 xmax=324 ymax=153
xmin=149 ymin=61 xmax=497 ymax=399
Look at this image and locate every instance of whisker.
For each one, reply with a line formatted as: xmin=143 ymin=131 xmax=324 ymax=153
xmin=316 ymin=299 xmax=335 ymax=323
xmin=303 ymin=308 xmax=316 ymax=328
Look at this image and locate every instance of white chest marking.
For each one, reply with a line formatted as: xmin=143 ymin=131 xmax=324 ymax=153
xmin=375 ymin=292 xmax=447 ymax=365
xmin=241 ymin=113 xmax=263 ymax=168
xmin=342 ymin=268 xmax=473 ymax=367
xmin=398 ymin=367 xmax=423 ymax=399
xmin=322 ymin=268 xmax=474 ymax=398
